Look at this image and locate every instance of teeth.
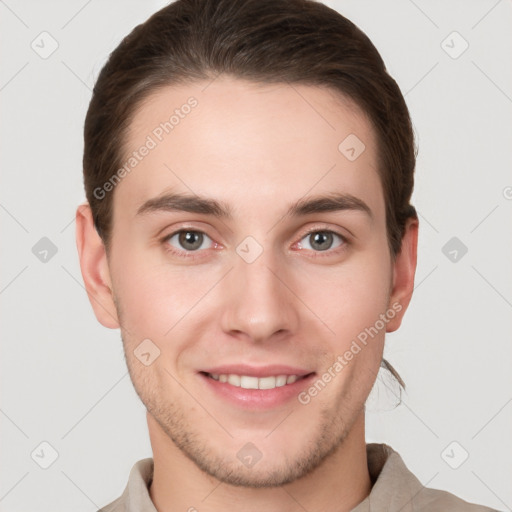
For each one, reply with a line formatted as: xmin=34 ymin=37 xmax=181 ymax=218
xmin=208 ymin=373 xmax=302 ymax=389
xmin=258 ymin=376 xmax=276 ymax=390
xmin=275 ymin=375 xmax=287 ymax=387
xmin=240 ymin=376 xmax=259 ymax=389
xmin=227 ymin=374 xmax=241 ymax=387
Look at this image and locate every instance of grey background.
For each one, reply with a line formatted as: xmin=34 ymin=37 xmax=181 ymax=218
xmin=1 ymin=0 xmax=511 ymax=510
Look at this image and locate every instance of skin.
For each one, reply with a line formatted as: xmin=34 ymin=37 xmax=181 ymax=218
xmin=76 ymin=76 xmax=418 ymax=512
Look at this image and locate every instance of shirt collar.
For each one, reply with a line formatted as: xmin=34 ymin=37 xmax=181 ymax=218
xmin=114 ymin=443 xmax=425 ymax=512
xmin=351 ymin=443 xmax=425 ymax=512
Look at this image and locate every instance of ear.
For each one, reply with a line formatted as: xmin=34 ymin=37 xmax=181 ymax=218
xmin=386 ymin=217 xmax=419 ymax=332
xmin=75 ymin=202 xmax=120 ymax=329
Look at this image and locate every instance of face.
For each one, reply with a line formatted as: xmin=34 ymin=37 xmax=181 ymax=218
xmin=78 ymin=76 xmax=416 ymax=487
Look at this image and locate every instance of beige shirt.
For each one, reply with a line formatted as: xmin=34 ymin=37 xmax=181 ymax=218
xmin=99 ymin=443 xmax=498 ymax=511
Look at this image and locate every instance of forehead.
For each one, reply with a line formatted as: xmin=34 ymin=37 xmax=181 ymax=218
xmin=114 ymin=76 xmax=383 ymax=226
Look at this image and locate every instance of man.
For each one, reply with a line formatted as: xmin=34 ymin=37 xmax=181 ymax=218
xmin=75 ymin=0 xmax=497 ymax=510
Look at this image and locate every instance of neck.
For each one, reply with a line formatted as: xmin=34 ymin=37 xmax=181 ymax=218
xmin=148 ymin=411 xmax=371 ymax=512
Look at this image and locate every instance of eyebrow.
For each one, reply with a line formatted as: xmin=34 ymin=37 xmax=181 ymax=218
xmin=136 ymin=191 xmax=373 ymax=220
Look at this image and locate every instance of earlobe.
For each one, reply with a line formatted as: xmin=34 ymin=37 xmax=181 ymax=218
xmin=75 ymin=202 xmax=120 ymax=329
xmin=386 ymin=217 xmax=419 ymax=333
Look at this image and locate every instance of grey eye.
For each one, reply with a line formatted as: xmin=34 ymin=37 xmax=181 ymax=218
xmin=179 ymin=231 xmax=203 ymax=250
xmin=310 ymin=232 xmax=333 ymax=251
xmin=299 ymin=231 xmax=344 ymax=252
xmin=167 ymin=230 xmax=213 ymax=251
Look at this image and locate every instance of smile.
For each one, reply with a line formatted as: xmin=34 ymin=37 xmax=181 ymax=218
xmin=199 ymin=368 xmax=316 ymax=409
xmin=206 ymin=373 xmax=304 ymax=390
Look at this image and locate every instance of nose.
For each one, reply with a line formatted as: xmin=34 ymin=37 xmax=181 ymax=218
xmin=219 ymin=244 xmax=300 ymax=344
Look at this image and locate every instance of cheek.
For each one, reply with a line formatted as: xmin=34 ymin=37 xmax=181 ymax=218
xmin=301 ymin=256 xmax=391 ymax=407
xmin=111 ymin=225 xmax=391 ymax=356
xmin=299 ymin=250 xmax=392 ymax=345
xmin=112 ymin=253 xmax=220 ymax=340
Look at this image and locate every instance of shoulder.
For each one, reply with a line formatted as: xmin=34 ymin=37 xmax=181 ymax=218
xmin=413 ymin=486 xmax=498 ymax=512
xmin=96 ymin=457 xmax=155 ymax=512
xmin=361 ymin=444 xmax=499 ymax=512
xmin=98 ymin=495 xmax=125 ymax=512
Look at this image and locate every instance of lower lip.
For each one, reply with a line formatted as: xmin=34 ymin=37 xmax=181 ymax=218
xmin=199 ymin=372 xmax=316 ymax=410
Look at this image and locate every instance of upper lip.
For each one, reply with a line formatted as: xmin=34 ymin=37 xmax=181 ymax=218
xmin=200 ymin=365 xmax=314 ymax=378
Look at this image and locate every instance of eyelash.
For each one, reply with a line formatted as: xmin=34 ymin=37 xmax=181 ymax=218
xmin=160 ymin=226 xmax=349 ymax=260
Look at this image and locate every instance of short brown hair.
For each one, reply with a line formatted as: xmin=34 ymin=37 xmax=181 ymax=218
xmin=83 ymin=0 xmax=417 ymax=257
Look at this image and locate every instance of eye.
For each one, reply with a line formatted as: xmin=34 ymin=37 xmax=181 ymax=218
xmin=297 ymin=230 xmax=346 ymax=252
xmin=164 ymin=230 xmax=215 ymax=253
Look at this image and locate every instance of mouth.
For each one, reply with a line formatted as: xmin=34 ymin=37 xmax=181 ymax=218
xmin=201 ymin=372 xmax=312 ymax=390
xmin=198 ymin=366 xmax=316 ymax=409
